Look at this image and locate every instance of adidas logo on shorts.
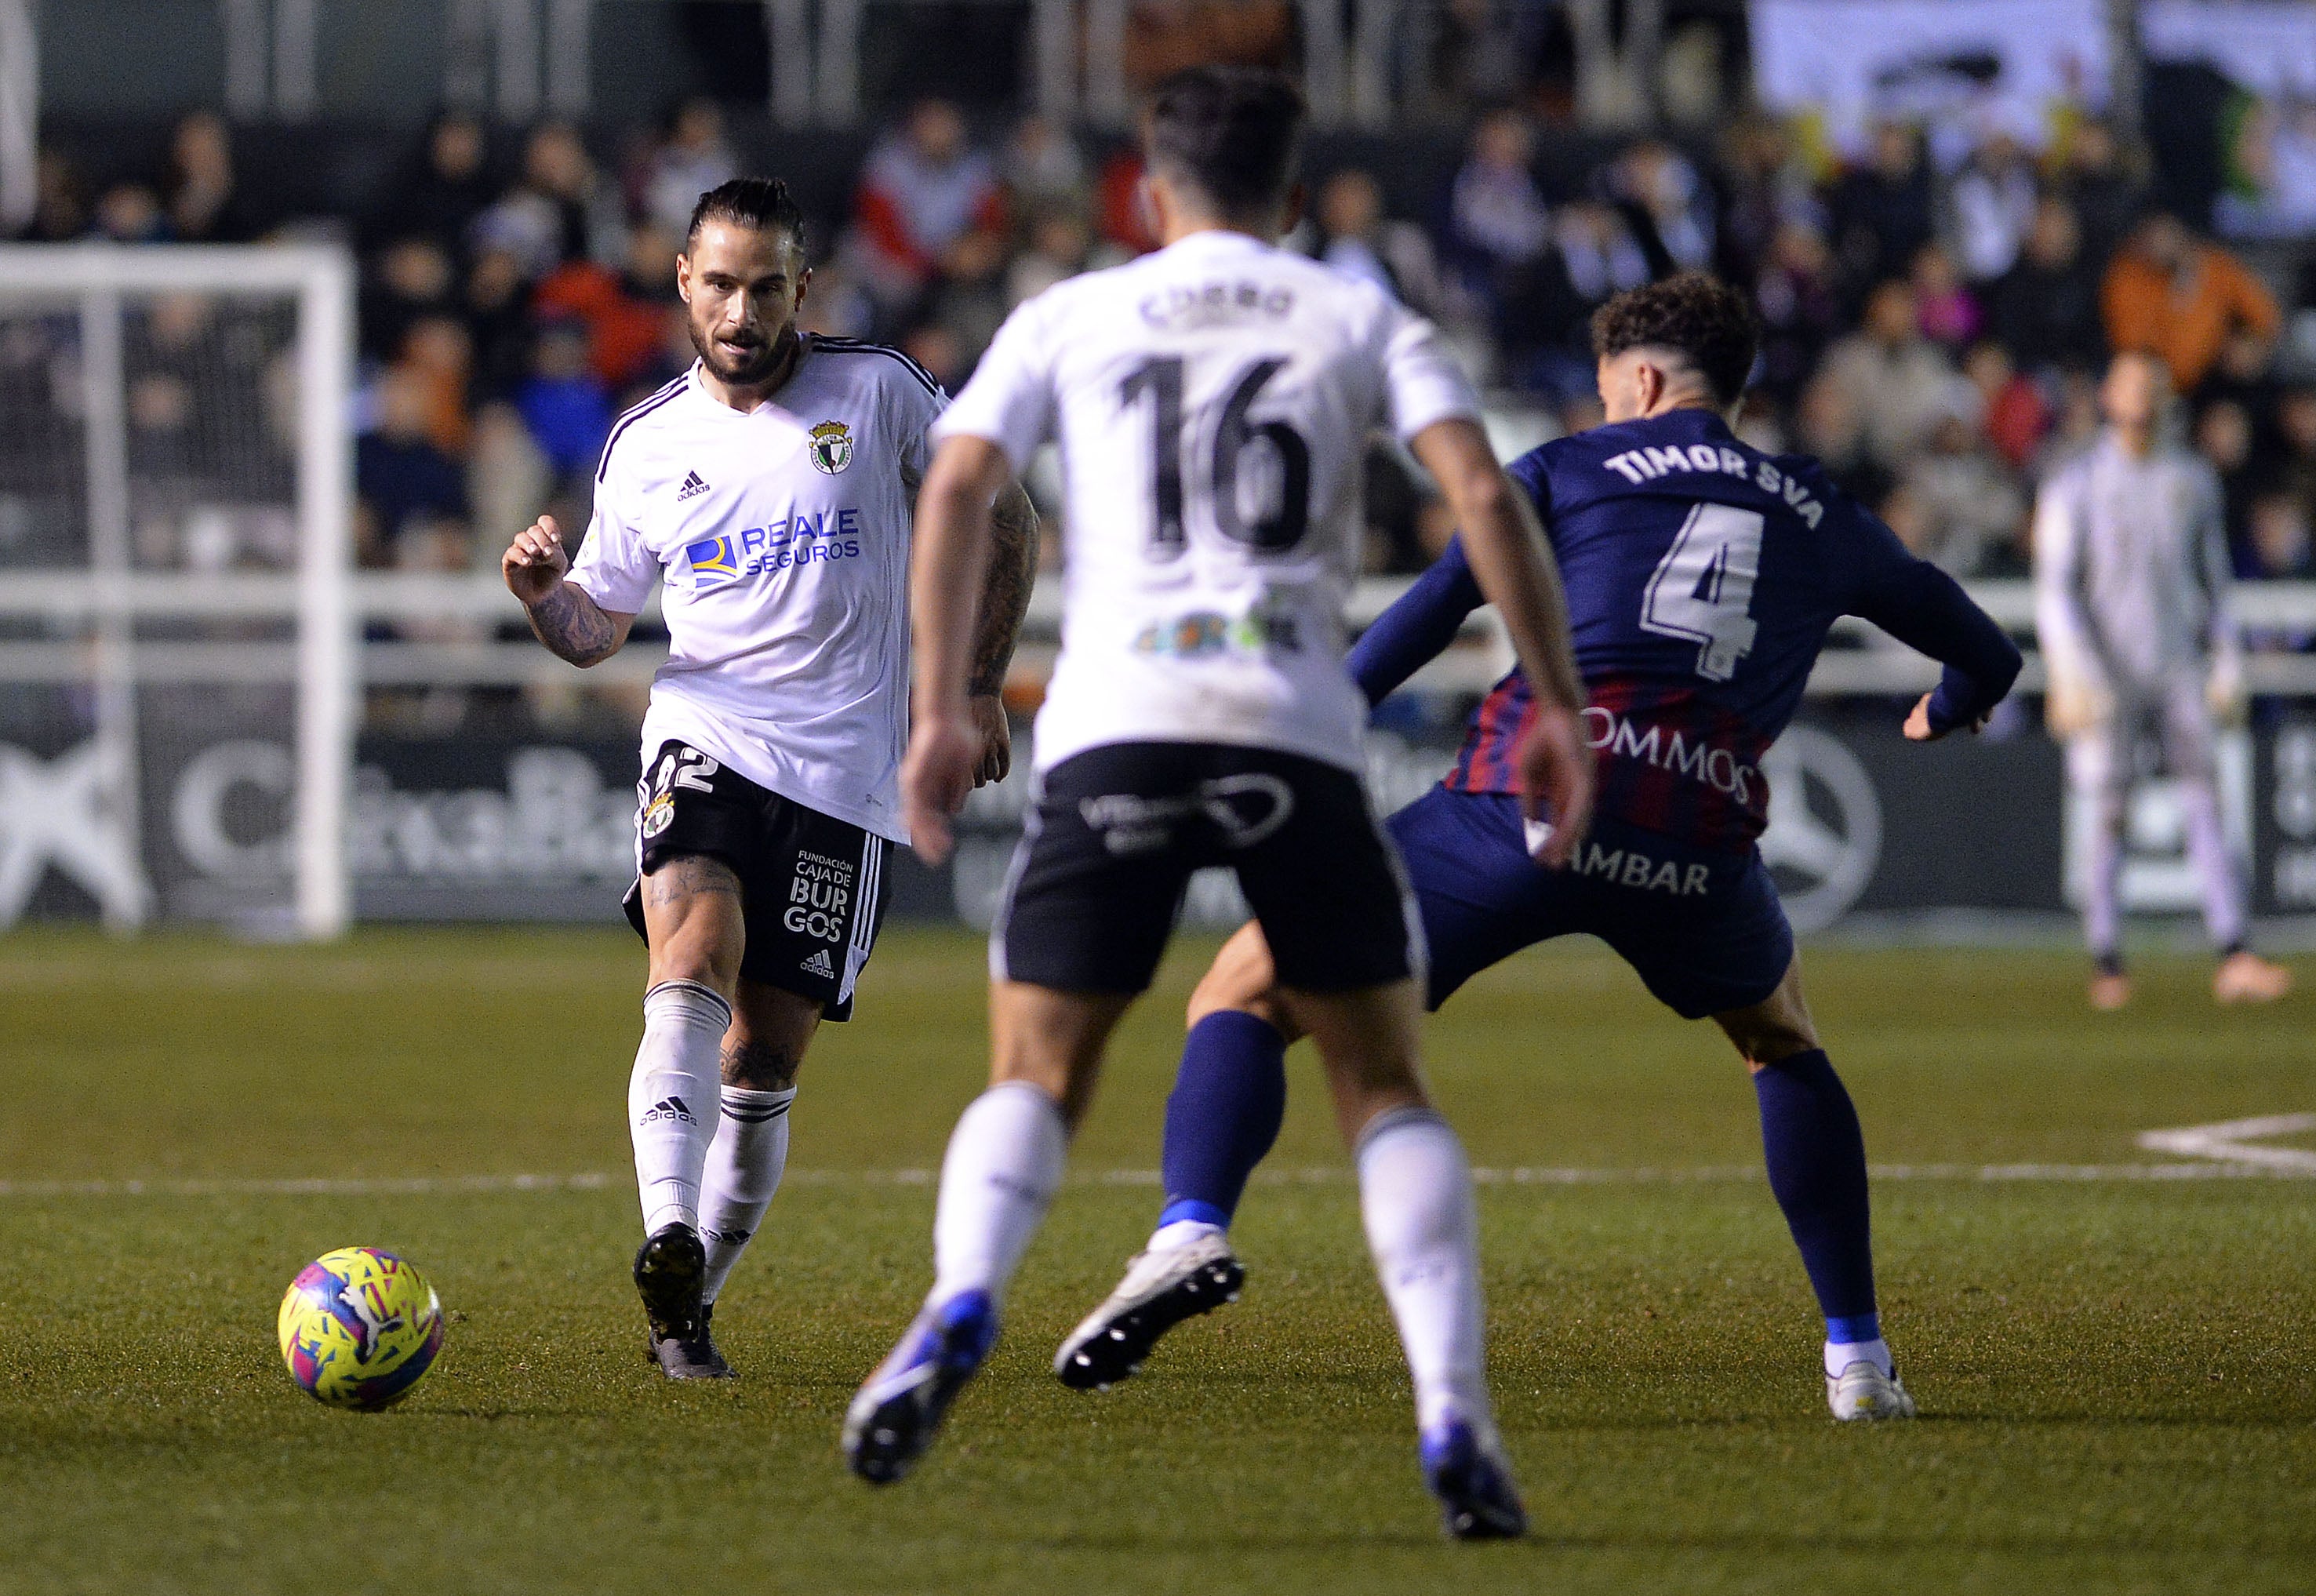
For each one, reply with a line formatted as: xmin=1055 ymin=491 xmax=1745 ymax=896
xmin=676 ymin=470 xmax=710 ymax=501
xmin=801 ymin=948 xmax=835 ymax=979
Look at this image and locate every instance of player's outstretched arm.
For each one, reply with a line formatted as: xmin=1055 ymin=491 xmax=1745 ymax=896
xmin=1855 ymin=540 xmax=2022 ymax=743
xmin=903 ymin=435 xmax=1013 ymax=863
xmin=1346 ymin=538 xmax=1485 ymax=706
xmin=1409 ymin=417 xmax=1592 ymax=866
xmin=962 ymin=479 xmax=1042 ymax=785
xmin=503 ymin=515 xmax=634 ymax=668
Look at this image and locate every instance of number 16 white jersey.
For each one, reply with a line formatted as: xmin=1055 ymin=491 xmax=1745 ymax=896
xmin=933 ymin=228 xmax=1480 ymax=775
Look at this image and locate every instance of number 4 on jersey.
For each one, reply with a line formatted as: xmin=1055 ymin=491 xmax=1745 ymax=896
xmin=1640 ymin=502 xmax=1763 ymax=681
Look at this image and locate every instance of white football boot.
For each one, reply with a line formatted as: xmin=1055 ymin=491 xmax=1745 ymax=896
xmin=1053 ymin=1231 xmax=1244 ymax=1390
xmin=1827 ymin=1359 xmax=1917 ymax=1420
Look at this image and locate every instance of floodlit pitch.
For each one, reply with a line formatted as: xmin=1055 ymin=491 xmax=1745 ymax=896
xmin=0 ymin=926 xmax=2310 ymax=1593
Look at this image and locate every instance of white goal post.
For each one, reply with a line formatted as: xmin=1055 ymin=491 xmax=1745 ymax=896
xmin=0 ymin=244 xmax=354 ymax=937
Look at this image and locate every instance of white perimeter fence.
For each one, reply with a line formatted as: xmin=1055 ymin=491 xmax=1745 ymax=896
xmin=5 ymin=244 xmax=2316 ymax=937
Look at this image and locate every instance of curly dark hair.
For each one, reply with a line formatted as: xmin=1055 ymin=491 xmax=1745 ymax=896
xmin=1590 ymin=273 xmax=1759 ymax=406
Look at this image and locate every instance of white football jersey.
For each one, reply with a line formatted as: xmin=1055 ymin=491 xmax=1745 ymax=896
xmin=567 ymin=339 xmax=947 ymax=842
xmin=935 ymin=228 xmax=1480 ymax=774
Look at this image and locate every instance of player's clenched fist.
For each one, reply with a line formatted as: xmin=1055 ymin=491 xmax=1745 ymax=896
xmin=503 ymin=514 xmax=569 ymax=605
xmin=900 ymin=714 xmax=981 ymax=867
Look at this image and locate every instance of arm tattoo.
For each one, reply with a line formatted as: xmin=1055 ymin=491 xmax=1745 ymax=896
xmin=526 ymin=583 xmax=621 ymax=667
xmin=968 ymin=482 xmax=1041 ymax=697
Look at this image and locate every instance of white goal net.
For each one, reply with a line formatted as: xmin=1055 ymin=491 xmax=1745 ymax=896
xmin=0 ymin=244 xmax=354 ymax=937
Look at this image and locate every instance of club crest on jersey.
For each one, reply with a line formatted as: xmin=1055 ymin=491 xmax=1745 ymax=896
xmin=686 ymin=533 xmax=740 ymax=584
xmin=807 ymin=420 xmax=854 ymax=475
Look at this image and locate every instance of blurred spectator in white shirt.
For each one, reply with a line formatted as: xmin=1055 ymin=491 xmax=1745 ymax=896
xmin=1816 ymin=278 xmax=1958 ymax=472
xmin=1608 ymin=140 xmax=1714 ymax=274
xmin=1449 ymin=111 xmax=1551 ymax=307
xmin=849 ymin=99 xmax=1007 ymax=314
xmin=1947 ymin=128 xmax=2038 ymax=282
xmin=1314 ymin=169 xmax=1449 ymax=321
xmin=639 ymin=99 xmax=738 ymax=239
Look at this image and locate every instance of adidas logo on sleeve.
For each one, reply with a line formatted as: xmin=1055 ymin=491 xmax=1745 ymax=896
xmin=676 ymin=470 xmax=711 ymax=501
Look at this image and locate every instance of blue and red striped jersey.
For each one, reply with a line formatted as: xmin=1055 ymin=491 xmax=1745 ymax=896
xmin=1349 ymin=408 xmax=2020 ymax=853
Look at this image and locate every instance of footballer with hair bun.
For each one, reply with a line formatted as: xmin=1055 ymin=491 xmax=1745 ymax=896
xmin=503 ymin=176 xmax=1039 ymax=1382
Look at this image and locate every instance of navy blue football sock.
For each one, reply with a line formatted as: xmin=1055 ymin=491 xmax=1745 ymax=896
xmin=1155 ymin=1011 xmax=1289 ymax=1231
xmin=1753 ymin=1049 xmax=1878 ymax=1338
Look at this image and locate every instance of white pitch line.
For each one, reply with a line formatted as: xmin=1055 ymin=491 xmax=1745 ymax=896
xmin=4 ymin=1162 xmax=2313 ymax=1200
xmin=2136 ymin=1112 xmax=2316 ymax=1172
xmin=0 ymin=1172 xmax=617 ymax=1198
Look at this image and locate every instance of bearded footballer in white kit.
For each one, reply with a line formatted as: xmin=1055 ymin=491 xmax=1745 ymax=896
xmin=503 ymin=178 xmax=1039 ymax=1380
xmin=840 ymin=69 xmax=1596 ymax=1540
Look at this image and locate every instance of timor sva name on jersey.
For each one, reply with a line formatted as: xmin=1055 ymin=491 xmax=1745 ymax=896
xmin=685 ymin=508 xmax=865 ymax=586
xmin=1597 ymin=444 xmax=1826 ymax=529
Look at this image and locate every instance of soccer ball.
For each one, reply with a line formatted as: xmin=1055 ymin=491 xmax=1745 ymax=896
xmin=277 ymin=1247 xmax=445 ymax=1411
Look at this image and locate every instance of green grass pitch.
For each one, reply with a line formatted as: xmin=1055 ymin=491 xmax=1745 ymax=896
xmin=1 ymin=925 xmax=2311 ymax=1594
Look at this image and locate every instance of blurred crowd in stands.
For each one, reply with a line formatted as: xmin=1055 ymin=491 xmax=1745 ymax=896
xmin=19 ymin=91 xmax=2316 ymax=600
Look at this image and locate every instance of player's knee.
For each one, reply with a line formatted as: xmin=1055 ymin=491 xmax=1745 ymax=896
xmin=1187 ymin=928 xmax=1289 ymax=1034
xmin=649 ymin=935 xmax=740 ymax=998
xmin=1724 ymin=1005 xmax=1820 ymax=1069
xmin=1718 ymin=961 xmax=1820 ymax=1068
xmin=989 ymin=1054 xmax=1095 ymax=1130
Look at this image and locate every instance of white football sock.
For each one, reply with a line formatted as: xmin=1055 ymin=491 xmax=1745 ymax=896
xmin=627 ymin=980 xmax=731 ymax=1237
xmin=1147 ymin=1218 xmax=1226 ymax=1253
xmin=700 ymin=1085 xmax=795 ymax=1304
xmin=1357 ymin=1106 xmax=1494 ymax=1438
xmin=1825 ymin=1336 xmax=1895 ymax=1379
xmin=929 ymin=1082 xmax=1067 ymax=1307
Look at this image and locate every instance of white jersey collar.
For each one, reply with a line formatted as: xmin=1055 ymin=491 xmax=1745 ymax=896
xmin=687 ymin=343 xmax=817 ymax=418
xmin=1157 ymin=228 xmax=1275 ymax=261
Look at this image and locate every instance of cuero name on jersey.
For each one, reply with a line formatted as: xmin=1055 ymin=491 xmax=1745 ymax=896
xmin=1137 ymin=280 xmax=1297 ymax=328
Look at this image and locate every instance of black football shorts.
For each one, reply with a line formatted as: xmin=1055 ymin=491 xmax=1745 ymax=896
xmin=991 ymin=740 xmax=1422 ymax=996
xmin=622 ymin=740 xmax=891 ymax=1020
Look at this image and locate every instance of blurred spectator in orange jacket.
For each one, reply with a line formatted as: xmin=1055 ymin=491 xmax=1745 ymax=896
xmin=2102 ymin=212 xmax=2281 ymax=391
xmin=533 ymin=224 xmax=680 ymax=391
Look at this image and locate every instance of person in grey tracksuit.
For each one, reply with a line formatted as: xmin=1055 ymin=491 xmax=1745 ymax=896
xmin=2032 ymin=349 xmax=2289 ymax=1008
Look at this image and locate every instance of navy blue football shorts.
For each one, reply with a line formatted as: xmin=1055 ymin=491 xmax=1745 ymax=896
xmin=1388 ymin=787 xmax=1793 ymax=1021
